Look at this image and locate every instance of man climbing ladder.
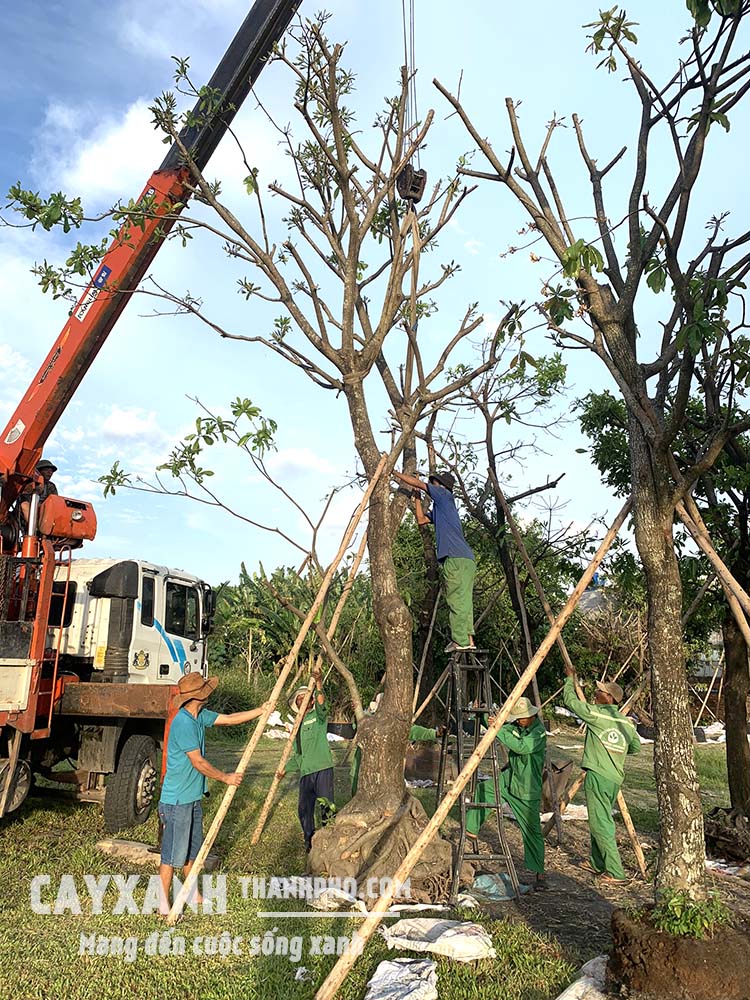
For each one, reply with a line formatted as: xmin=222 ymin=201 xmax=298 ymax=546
xmin=393 ymin=468 xmax=475 ymax=652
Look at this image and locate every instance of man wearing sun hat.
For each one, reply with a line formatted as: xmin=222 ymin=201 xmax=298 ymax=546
xmin=280 ymin=664 xmax=335 ymax=853
xmin=562 ymin=665 xmax=641 ymax=884
xmin=158 ymin=672 xmax=267 ymax=913
xmin=466 ymin=694 xmax=547 ymax=886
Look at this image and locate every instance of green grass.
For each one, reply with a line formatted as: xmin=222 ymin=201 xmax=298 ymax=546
xmin=0 ymin=739 xmax=574 ymax=1000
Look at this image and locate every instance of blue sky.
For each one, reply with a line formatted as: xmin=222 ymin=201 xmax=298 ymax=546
xmin=1 ymin=1 xmax=748 ymax=585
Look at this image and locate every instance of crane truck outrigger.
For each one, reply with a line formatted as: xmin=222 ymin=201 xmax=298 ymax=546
xmin=0 ymin=0 xmax=301 ymax=829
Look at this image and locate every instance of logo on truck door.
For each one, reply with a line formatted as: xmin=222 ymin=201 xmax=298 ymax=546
xmin=132 ymin=650 xmax=149 ymax=670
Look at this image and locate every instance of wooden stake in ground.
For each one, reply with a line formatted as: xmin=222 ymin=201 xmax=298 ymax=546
xmin=252 ymin=534 xmax=370 ymax=844
xmin=250 ymin=677 xmax=315 ymax=845
xmin=166 ymin=454 xmax=387 ymax=925
xmin=314 ymin=498 xmax=631 ymax=1000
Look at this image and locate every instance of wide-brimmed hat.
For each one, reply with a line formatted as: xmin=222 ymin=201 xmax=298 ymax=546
xmin=596 ymin=679 xmax=623 ymax=703
xmin=288 ymin=686 xmax=312 ymax=712
xmin=36 ymin=459 xmax=57 ymax=473
xmin=506 ymin=695 xmax=540 ymax=722
xmin=174 ymin=672 xmax=218 ymax=709
xmin=429 ymin=471 xmax=455 ymax=492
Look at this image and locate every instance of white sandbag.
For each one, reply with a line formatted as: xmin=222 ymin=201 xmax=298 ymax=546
xmin=380 ymin=918 xmax=496 ymax=962
xmin=264 ymin=728 xmax=291 ymax=740
xmin=364 ymin=958 xmax=437 ymax=1000
xmin=265 ymin=710 xmax=288 ymax=729
xmin=326 ymin=732 xmax=345 ymax=742
xmin=554 ymin=955 xmax=607 ymax=1000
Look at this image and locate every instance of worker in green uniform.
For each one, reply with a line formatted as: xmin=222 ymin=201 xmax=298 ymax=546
xmin=350 ymin=720 xmax=442 ymax=795
xmin=466 ymin=695 xmax=547 ymax=887
xmin=278 ymin=666 xmax=334 ymax=853
xmin=562 ymin=665 xmax=640 ymax=884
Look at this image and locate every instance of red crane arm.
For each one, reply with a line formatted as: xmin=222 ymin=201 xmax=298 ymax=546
xmin=0 ymin=0 xmax=302 ymax=521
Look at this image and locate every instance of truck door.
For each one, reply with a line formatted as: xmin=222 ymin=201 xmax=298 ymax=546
xmin=160 ymin=580 xmax=203 ymax=679
xmin=131 ymin=572 xmax=164 ymax=682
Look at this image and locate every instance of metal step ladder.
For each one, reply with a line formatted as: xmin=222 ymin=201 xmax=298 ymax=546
xmin=435 ymin=648 xmax=520 ymax=902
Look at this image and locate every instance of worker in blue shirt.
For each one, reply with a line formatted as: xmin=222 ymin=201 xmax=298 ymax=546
xmin=158 ymin=671 xmax=266 ymax=914
xmin=393 ymin=468 xmax=476 ymax=652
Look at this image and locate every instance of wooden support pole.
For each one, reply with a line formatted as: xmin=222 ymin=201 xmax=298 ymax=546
xmin=412 ymin=588 xmax=442 ymax=714
xmin=496 ymin=485 xmax=579 ymax=683
xmin=694 ymin=654 xmax=723 ymax=729
xmin=677 ymin=499 xmax=750 ymax=619
xmin=413 ymin=665 xmax=450 ymax=722
xmin=166 ymin=454 xmax=386 ymax=925
xmin=250 ymin=677 xmax=315 ymax=845
xmin=616 ymin=792 xmax=647 ymax=877
xmin=314 ymin=498 xmax=631 ymax=1000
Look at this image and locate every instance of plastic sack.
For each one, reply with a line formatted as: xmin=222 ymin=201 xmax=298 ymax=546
xmin=380 ymin=918 xmax=496 ymax=962
xmin=365 ymin=958 xmax=437 ymax=1000
xmin=554 ymin=955 xmax=607 ymax=1000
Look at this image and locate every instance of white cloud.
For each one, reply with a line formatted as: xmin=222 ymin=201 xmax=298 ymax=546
xmin=464 ymin=239 xmax=483 ymax=256
xmin=33 ymin=100 xmax=165 ymax=205
xmin=100 ymin=406 xmax=165 ymax=442
xmin=265 ymin=447 xmax=337 ymax=479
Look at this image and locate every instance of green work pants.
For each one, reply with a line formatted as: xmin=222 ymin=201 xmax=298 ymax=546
xmin=584 ymin=769 xmax=625 ymax=878
xmin=465 ymin=775 xmax=545 ymax=874
xmin=442 ymin=557 xmax=475 ymax=646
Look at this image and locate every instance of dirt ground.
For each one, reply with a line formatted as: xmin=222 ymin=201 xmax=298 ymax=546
xmin=471 ymin=810 xmax=750 ymax=966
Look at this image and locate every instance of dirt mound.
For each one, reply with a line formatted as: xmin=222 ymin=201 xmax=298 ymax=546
xmin=608 ymin=907 xmax=750 ymax=1000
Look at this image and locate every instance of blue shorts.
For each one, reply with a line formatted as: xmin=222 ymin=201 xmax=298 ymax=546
xmin=158 ymin=800 xmax=203 ymax=867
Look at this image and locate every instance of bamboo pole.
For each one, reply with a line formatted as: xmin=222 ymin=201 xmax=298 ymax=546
xmin=250 ymin=677 xmax=315 ymax=845
xmin=496 ymin=486 xmax=579 ymax=680
xmin=511 ymin=556 xmax=542 ymax=708
xmin=412 ymin=589 xmax=442 ymax=714
xmin=677 ymin=500 xmax=750 ymax=618
xmin=251 ymin=634 xmax=257 ymax=682
xmin=166 ymin=454 xmax=386 ymax=925
xmin=413 ymin=665 xmax=450 ymax=722
xmin=616 ymin=794 xmax=647 ymax=876
xmin=314 ymin=498 xmax=631 ymax=1000
xmin=694 ymin=653 xmax=723 ymax=728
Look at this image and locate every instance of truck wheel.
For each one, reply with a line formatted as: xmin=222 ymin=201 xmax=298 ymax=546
xmin=103 ymin=734 xmax=158 ymax=832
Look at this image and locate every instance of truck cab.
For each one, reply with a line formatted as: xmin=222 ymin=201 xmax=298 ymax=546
xmin=51 ymin=559 xmax=214 ymax=685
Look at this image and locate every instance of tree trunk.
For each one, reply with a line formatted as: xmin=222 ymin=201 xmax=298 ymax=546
xmin=630 ymin=419 xmax=706 ymax=898
xmin=722 ymin=610 xmax=750 ymax=813
xmin=309 ymin=383 xmax=453 ymax=888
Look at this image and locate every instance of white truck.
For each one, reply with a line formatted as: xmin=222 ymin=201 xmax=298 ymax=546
xmin=15 ymin=558 xmax=214 ymax=831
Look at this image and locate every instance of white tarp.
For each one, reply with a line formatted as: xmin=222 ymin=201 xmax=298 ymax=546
xmin=364 ymin=959 xmax=438 ymax=1000
xmin=541 ymin=803 xmax=589 ymax=822
xmin=554 ymin=955 xmax=608 ymax=1000
xmin=380 ymin=918 xmax=496 ymax=962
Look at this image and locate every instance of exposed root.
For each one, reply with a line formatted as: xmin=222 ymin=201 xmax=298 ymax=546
xmin=308 ymin=791 xmax=453 ymax=902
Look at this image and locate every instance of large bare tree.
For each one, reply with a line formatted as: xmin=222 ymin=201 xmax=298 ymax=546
xmin=436 ymin=1 xmax=750 ymax=897
xmin=137 ymin=18 xmax=517 ymax=881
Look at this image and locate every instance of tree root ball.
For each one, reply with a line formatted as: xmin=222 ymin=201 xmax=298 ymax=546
xmin=307 ymin=793 xmax=453 ymax=903
xmin=608 ymin=907 xmax=750 ymax=1000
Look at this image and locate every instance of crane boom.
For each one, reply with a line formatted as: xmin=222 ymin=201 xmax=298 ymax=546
xmin=0 ymin=0 xmax=301 ymax=523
